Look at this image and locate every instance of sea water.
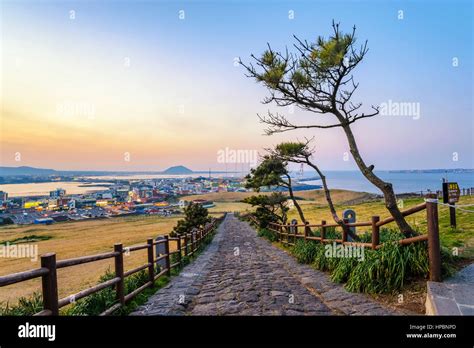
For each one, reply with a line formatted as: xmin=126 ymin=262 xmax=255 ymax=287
xmin=300 ymin=170 xmax=474 ymax=194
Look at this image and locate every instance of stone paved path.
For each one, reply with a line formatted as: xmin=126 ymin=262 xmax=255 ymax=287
xmin=426 ymin=264 xmax=474 ymax=315
xmin=131 ymin=213 xmax=397 ymax=316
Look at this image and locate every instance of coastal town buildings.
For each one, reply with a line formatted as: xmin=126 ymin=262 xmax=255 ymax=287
xmin=0 ymin=176 xmax=248 ymax=225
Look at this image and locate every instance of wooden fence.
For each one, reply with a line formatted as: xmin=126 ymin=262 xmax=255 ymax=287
xmin=0 ymin=218 xmax=221 ymax=316
xmin=248 ymin=195 xmax=442 ymax=282
xmin=421 ymin=187 xmax=474 ymax=197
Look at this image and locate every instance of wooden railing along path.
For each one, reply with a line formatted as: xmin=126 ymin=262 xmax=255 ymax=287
xmin=247 ymin=195 xmax=442 ymax=282
xmin=0 ymin=218 xmax=222 ymax=316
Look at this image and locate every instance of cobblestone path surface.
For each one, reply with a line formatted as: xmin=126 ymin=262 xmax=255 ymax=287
xmin=132 ymin=213 xmax=397 ymax=316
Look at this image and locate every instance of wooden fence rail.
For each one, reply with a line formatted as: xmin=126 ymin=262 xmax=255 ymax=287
xmin=247 ymin=195 xmax=441 ymax=282
xmin=0 ymin=218 xmax=222 ymax=316
xmin=420 ymin=187 xmax=474 ymax=198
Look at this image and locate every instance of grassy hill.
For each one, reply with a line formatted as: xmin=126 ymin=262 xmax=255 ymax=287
xmin=182 ymin=189 xmax=375 ymax=204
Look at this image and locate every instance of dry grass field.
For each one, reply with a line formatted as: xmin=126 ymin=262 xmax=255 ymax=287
xmin=0 ymin=215 xmax=184 ymax=304
xmin=182 ymin=190 xmax=368 ymax=217
xmin=182 ymin=189 xmax=373 ymax=205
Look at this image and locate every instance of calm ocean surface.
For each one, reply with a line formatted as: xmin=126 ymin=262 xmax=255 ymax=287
xmin=300 ymin=171 xmax=474 ymax=194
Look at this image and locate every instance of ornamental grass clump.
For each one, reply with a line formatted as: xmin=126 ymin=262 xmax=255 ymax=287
xmin=291 ymin=239 xmax=321 ymax=264
xmin=344 ymin=240 xmax=429 ymax=293
xmin=265 ymin=224 xmax=457 ymax=294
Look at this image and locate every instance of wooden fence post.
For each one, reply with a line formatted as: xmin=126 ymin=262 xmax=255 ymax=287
xmin=371 ymin=216 xmax=380 ymax=250
xmin=184 ymin=234 xmax=189 ymax=256
xmin=41 ymin=253 xmax=59 ymax=315
xmin=177 ymin=236 xmax=182 ymax=266
xmin=342 ymin=219 xmax=349 ymax=243
xmin=147 ymin=238 xmax=154 ymax=285
xmin=164 ymin=235 xmax=171 ymax=276
xmin=426 ymin=195 xmax=441 ymax=282
xmin=304 ymin=221 xmax=309 ymax=241
xmin=114 ymin=244 xmax=125 ymax=306
xmin=320 ymin=220 xmax=326 ymax=242
xmin=191 ymin=232 xmax=195 ymax=253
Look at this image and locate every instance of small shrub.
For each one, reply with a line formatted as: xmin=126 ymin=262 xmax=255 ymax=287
xmin=181 ymin=255 xmax=191 ymax=267
xmin=173 ymin=203 xmax=210 ymax=236
xmin=257 ymin=228 xmax=278 ymax=242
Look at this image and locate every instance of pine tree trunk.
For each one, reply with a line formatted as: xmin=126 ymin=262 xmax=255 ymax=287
xmin=305 ymin=161 xmax=358 ymax=241
xmin=286 ymin=176 xmax=307 ymax=224
xmin=340 ymin=123 xmax=415 ymax=237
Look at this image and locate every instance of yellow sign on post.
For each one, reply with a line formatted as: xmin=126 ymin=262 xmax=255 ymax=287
xmin=447 ymin=182 xmax=460 ymax=203
xmin=443 ymin=181 xmax=460 ymax=228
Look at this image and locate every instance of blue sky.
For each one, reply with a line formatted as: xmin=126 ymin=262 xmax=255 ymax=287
xmin=1 ymin=0 xmax=473 ymax=171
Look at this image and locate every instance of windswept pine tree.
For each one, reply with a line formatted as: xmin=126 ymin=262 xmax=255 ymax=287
xmin=242 ymin=193 xmax=289 ymax=228
xmin=268 ymin=140 xmax=359 ymax=241
xmin=245 ymin=155 xmax=307 ymax=224
xmin=241 ymin=21 xmax=415 ymax=237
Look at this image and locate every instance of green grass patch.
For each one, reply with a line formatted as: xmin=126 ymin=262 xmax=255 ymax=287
xmin=0 ymin=235 xmax=53 ymax=245
xmin=0 ymin=293 xmax=44 ymax=316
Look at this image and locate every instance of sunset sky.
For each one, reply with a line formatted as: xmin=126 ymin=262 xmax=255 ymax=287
xmin=1 ymin=0 xmax=472 ymax=171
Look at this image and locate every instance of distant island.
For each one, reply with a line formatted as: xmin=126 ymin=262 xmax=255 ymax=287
xmin=388 ymin=169 xmax=474 ymax=174
xmin=162 ymin=165 xmax=193 ymax=175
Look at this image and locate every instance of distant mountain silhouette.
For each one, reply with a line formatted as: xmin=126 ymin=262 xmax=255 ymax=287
xmin=0 ymin=166 xmax=58 ymax=176
xmin=162 ymin=165 xmax=193 ymax=174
